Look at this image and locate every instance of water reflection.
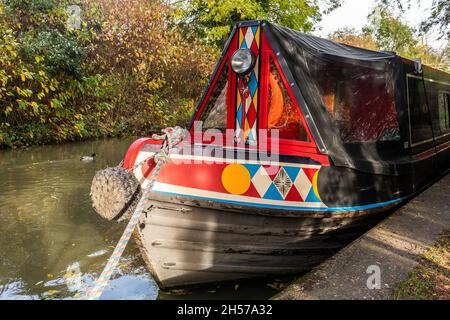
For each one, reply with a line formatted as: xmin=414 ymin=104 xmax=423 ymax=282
xmin=0 ymin=138 xmax=283 ymax=300
xmin=0 ymin=137 xmax=159 ymax=300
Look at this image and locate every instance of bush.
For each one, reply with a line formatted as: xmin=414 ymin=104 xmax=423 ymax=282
xmin=21 ymin=30 xmax=86 ymax=77
xmin=0 ymin=0 xmax=218 ymax=148
xmin=84 ymin=0 xmax=217 ymax=127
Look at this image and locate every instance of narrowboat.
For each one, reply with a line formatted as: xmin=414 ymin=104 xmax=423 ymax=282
xmin=90 ymin=20 xmax=450 ymax=288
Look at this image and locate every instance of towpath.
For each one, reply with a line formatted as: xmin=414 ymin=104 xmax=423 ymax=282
xmin=274 ymin=173 xmax=450 ymax=300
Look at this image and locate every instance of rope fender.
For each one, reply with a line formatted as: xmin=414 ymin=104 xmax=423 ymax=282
xmin=86 ymin=126 xmax=186 ymax=300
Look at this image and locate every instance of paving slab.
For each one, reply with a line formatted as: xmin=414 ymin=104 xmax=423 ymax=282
xmin=274 ymin=173 xmax=450 ymax=300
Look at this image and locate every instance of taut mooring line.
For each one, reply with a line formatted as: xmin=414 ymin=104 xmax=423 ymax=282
xmin=86 ymin=127 xmax=185 ymax=300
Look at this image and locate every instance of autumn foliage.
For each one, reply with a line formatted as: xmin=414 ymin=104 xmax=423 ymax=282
xmin=0 ymin=0 xmax=217 ymax=148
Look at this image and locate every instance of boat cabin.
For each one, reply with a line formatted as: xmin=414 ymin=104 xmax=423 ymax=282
xmin=186 ymin=20 xmax=450 ymax=176
xmin=123 ymin=20 xmax=450 ymax=213
xmin=110 ymin=20 xmax=450 ymax=287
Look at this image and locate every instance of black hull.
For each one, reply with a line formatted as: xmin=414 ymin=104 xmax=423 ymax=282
xmin=134 ymin=197 xmax=397 ymax=288
xmin=117 ymin=18 xmax=450 ymax=289
xmin=128 ymin=137 xmax=449 ymax=288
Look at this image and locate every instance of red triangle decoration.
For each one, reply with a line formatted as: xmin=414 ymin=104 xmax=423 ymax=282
xmin=243 ymin=182 xmax=261 ymax=198
xmin=285 ymin=184 xmax=303 ymax=202
xmin=262 ymin=165 xmax=280 ymax=180
xmin=301 ymin=168 xmax=317 ymax=183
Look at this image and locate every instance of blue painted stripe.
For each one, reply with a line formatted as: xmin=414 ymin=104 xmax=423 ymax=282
xmin=151 ymin=189 xmax=405 ymax=212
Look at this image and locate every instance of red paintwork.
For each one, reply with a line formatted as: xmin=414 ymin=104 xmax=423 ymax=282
xmin=140 ymin=157 xmax=156 ymax=179
xmin=122 ymin=138 xmax=162 ymax=171
xmin=191 ymin=32 xmax=238 ymax=132
xmin=124 ymin=23 xmax=331 ymax=170
xmin=198 ymin=25 xmax=328 ymax=165
xmin=153 ymin=160 xmax=320 ymax=202
xmin=261 ymin=35 xmax=318 ymax=150
xmin=259 ymin=32 xmax=270 ymax=136
xmin=285 ymin=186 xmax=303 ymax=202
xmin=156 ymin=162 xmax=229 ymax=194
xmin=227 ymin=62 xmax=235 ymax=130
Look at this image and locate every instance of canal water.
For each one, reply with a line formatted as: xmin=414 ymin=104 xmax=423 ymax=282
xmin=0 ymin=138 xmax=289 ymax=300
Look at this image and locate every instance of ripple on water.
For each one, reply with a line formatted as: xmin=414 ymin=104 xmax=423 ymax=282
xmin=0 ymin=138 xmax=283 ymax=300
xmin=0 ymin=138 xmax=160 ymax=300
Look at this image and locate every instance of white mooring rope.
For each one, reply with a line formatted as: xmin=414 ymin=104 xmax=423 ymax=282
xmin=86 ymin=127 xmax=186 ymax=300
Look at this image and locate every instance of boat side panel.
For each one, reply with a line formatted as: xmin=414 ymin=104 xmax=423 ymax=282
xmin=136 ymin=202 xmax=386 ymax=288
xmin=125 ymin=144 xmax=413 ymax=213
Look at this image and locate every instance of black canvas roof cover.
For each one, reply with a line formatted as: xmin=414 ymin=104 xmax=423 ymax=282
xmin=261 ymin=21 xmax=411 ymax=175
xmin=268 ymin=23 xmax=396 ymax=62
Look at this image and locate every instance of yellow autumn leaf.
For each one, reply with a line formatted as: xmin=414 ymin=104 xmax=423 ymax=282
xmin=20 ymin=72 xmax=26 ymax=82
xmin=45 ymin=290 xmax=59 ymax=295
xmin=63 ymin=272 xmax=74 ymax=278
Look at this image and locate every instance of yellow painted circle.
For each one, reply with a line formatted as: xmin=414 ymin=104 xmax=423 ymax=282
xmin=221 ymin=164 xmax=251 ymax=195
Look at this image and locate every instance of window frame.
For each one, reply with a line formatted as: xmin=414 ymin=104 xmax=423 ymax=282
xmin=189 ymin=26 xmax=328 ymax=165
xmin=406 ymin=74 xmax=450 ymax=148
xmin=198 ymin=62 xmax=230 ymax=132
xmin=438 ymin=90 xmax=450 ymax=132
xmin=259 ymin=34 xmax=319 ymax=153
xmin=191 ymin=32 xmax=238 ymax=132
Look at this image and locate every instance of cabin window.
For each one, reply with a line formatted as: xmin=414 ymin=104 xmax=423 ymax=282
xmin=267 ymin=58 xmax=309 ymax=141
xmin=323 ymin=71 xmax=399 ymax=142
xmin=306 ymin=54 xmax=400 ymax=143
xmin=407 ymin=76 xmax=433 ymax=144
xmin=198 ymin=63 xmax=228 ymax=132
xmin=438 ymin=91 xmax=450 ymax=132
xmin=407 ymin=76 xmax=450 ymax=145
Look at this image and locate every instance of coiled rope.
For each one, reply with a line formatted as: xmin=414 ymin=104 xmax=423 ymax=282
xmin=86 ymin=126 xmax=186 ymax=300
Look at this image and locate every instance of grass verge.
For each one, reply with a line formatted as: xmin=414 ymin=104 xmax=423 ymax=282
xmin=394 ymin=228 xmax=450 ymax=300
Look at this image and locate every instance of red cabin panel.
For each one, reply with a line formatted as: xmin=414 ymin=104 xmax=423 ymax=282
xmin=188 ymin=23 xmax=329 ymax=166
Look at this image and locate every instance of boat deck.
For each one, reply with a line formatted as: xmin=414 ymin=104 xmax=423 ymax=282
xmin=273 ymin=173 xmax=450 ymax=300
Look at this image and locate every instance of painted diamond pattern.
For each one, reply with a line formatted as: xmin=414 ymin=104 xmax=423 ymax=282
xmin=293 ymin=169 xmax=313 ymax=201
xmin=251 ymin=166 xmax=272 ymax=197
xmin=246 ymin=102 xmax=256 ymax=127
xmin=235 ymin=24 xmax=260 ymax=145
xmin=245 ymin=28 xmax=254 ymax=48
xmin=245 ymin=165 xmax=320 ymax=203
xmin=273 ymin=167 xmax=293 ymax=199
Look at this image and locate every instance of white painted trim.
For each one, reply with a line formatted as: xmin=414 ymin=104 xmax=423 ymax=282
xmin=151 ymin=182 xmax=327 ymax=208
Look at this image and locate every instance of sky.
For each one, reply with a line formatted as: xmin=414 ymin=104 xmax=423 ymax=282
xmin=314 ymin=0 xmax=446 ymax=50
